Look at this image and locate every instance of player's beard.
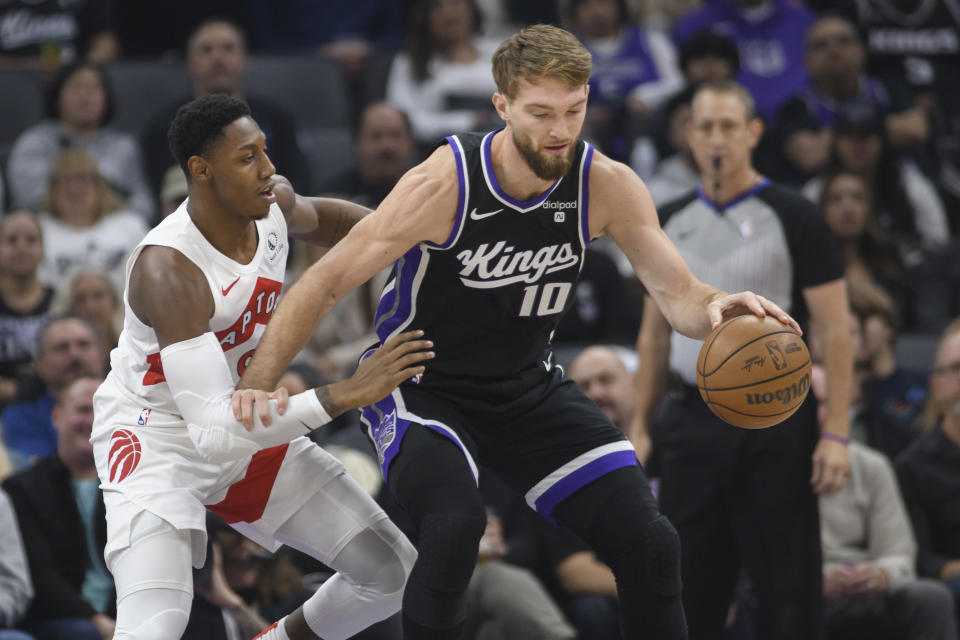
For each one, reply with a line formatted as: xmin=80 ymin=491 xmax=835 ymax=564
xmin=512 ymin=127 xmax=575 ymax=181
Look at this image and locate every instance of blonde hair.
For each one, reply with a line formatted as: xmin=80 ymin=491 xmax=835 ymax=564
xmin=45 ymin=148 xmax=125 ymax=223
xmin=921 ymin=317 xmax=960 ymax=430
xmin=49 ymin=264 xmax=124 ymax=351
xmin=492 ymin=24 xmax=591 ymax=100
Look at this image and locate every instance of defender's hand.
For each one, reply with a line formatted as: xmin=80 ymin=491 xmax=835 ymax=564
xmin=331 ymin=330 xmax=434 ymax=410
xmin=706 ymin=291 xmax=801 ymax=335
xmin=231 ymin=386 xmax=289 ymax=431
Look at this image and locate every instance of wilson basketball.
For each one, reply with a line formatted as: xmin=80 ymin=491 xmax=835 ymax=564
xmin=697 ymin=314 xmax=811 ymax=429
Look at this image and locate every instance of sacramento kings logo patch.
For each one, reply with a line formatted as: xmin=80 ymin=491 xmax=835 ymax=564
xmin=375 ymin=410 xmax=397 ymax=464
xmin=109 ymin=429 xmax=142 ymax=483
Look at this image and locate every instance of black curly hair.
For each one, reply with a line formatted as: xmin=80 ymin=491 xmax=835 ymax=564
xmin=167 ymin=94 xmax=251 ymax=175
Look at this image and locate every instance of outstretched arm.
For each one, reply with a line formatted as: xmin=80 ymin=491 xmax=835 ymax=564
xmin=130 ymin=247 xmax=432 ymax=462
xmin=588 ymin=153 xmax=798 ymax=338
xmin=238 ymin=145 xmax=459 ymax=392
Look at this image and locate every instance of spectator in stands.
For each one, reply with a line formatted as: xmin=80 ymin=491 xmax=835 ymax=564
xmin=820 ymin=440 xmax=957 ymax=640
xmin=35 ymin=149 xmax=147 ymax=288
xmin=248 ymin=0 xmax=405 ymax=80
xmin=386 ymin=0 xmax=500 ymax=146
xmin=849 ymin=279 xmax=928 ymax=430
xmin=0 ymin=488 xmax=34 ymax=640
xmin=569 ymin=345 xmax=635 ymax=434
xmin=810 ymin=311 xmax=917 ymax=463
xmin=0 ymin=316 xmax=104 ymax=470
xmin=567 ymin=0 xmax=683 ymax=160
xmin=817 ymin=170 xmax=913 ymax=325
xmin=142 ymin=19 xmax=307 ymax=197
xmin=672 ymin=0 xmax=815 ymax=122
xmin=776 ymin=14 xmax=928 ymax=183
xmin=321 ymin=102 xmax=418 ymax=209
xmin=0 ymin=212 xmax=53 ymax=410
xmin=640 ymin=87 xmax=700 ymax=205
xmin=914 ymin=237 xmax=960 ymax=334
xmin=463 ymin=509 xmax=576 ymax=640
xmin=0 ymin=0 xmax=118 ymax=68
xmin=803 ymin=100 xmax=950 ymax=265
xmin=835 ymin=0 xmax=960 ymax=229
xmin=678 ymin=30 xmax=741 ymax=86
xmin=2 ymin=376 xmax=115 ymax=640
xmin=896 ymin=317 xmax=960 ymax=629
xmin=632 ymin=32 xmax=739 ymax=185
xmin=7 ymin=62 xmax=154 ymax=220
xmin=50 ymin=266 xmax=123 ymax=359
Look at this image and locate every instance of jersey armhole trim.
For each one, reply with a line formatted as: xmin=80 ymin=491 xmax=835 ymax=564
xmin=578 ymin=143 xmax=595 ymax=249
xmin=425 ymin=136 xmax=469 ymax=250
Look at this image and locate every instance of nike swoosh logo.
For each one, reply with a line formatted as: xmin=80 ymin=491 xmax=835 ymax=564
xmin=220 ymin=275 xmax=241 ymax=296
xmin=469 ymin=208 xmax=504 ymax=220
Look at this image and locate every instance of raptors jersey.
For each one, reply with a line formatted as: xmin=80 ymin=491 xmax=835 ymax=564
xmin=375 ymin=130 xmax=593 ymax=379
xmin=104 ymin=200 xmax=288 ymax=414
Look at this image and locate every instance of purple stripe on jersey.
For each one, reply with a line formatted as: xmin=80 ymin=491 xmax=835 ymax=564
xmin=580 ymin=145 xmax=594 ymax=248
xmin=427 ymin=136 xmax=467 ymax=249
xmin=534 ymin=450 xmax=638 ymax=523
xmin=482 ymin=130 xmax=561 ymax=209
xmin=375 ymin=245 xmax=424 ymax=343
xmin=697 ymin=177 xmax=771 ymax=212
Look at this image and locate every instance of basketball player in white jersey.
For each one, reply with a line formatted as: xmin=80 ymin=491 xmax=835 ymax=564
xmin=90 ymin=94 xmax=434 ymax=640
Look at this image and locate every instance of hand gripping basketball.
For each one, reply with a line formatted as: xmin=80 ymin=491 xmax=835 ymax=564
xmin=696 ymin=315 xmax=812 ymax=429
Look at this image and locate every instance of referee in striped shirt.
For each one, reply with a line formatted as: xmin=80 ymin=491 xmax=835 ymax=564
xmin=632 ymin=80 xmax=853 ymax=640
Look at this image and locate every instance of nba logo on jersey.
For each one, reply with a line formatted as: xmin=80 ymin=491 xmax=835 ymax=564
xmin=554 ymin=211 xmax=565 ymax=223
xmin=410 ymin=372 xmax=423 ymax=384
xmin=137 ymin=408 xmax=152 ymax=425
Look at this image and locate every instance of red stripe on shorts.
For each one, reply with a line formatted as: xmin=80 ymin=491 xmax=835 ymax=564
xmin=207 ymin=444 xmax=289 ymax=523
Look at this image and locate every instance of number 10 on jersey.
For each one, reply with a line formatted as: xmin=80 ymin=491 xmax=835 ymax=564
xmin=518 ymin=282 xmax=572 ymax=317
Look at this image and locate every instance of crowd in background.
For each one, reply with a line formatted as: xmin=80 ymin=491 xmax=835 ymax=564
xmin=0 ymin=0 xmax=958 ymax=638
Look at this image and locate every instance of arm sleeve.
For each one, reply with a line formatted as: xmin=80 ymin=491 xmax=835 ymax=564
xmin=161 ymin=333 xmax=331 ymax=463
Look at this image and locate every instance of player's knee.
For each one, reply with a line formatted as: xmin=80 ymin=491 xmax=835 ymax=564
xmin=416 ymin=507 xmax=487 ymax=588
xmin=337 ymin=523 xmax=417 ymax=596
xmin=597 ymin=512 xmax=682 ymax=598
xmin=113 ymin=607 xmax=190 ymax=640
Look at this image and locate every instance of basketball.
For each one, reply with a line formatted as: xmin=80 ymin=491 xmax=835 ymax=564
xmin=696 ymin=314 xmax=812 ymax=429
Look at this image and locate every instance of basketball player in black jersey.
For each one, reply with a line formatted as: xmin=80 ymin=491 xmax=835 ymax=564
xmin=237 ymin=25 xmax=798 ymax=639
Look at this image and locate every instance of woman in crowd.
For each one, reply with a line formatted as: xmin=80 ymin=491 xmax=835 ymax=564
xmin=0 ymin=211 xmax=53 ymax=409
xmin=36 ymin=149 xmax=147 ymax=288
xmin=50 ymin=265 xmax=123 ymax=359
xmin=817 ymin=170 xmax=914 ymax=328
xmin=804 ymin=101 xmax=949 ymax=266
xmin=6 ymin=62 xmax=154 ymax=220
xmin=386 ymin=0 xmax=500 ymax=145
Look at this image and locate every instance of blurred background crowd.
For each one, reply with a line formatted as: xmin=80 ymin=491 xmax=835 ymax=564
xmin=0 ymin=0 xmax=958 ymax=639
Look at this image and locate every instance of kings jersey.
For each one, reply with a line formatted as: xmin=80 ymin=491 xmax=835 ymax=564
xmin=374 ymin=130 xmax=595 ymax=378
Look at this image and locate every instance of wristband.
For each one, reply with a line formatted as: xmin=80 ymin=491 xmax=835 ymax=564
xmin=820 ymin=433 xmax=849 ymax=446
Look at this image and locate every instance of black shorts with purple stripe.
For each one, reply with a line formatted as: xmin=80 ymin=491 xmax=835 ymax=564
xmin=360 ymin=362 xmax=640 ymax=522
